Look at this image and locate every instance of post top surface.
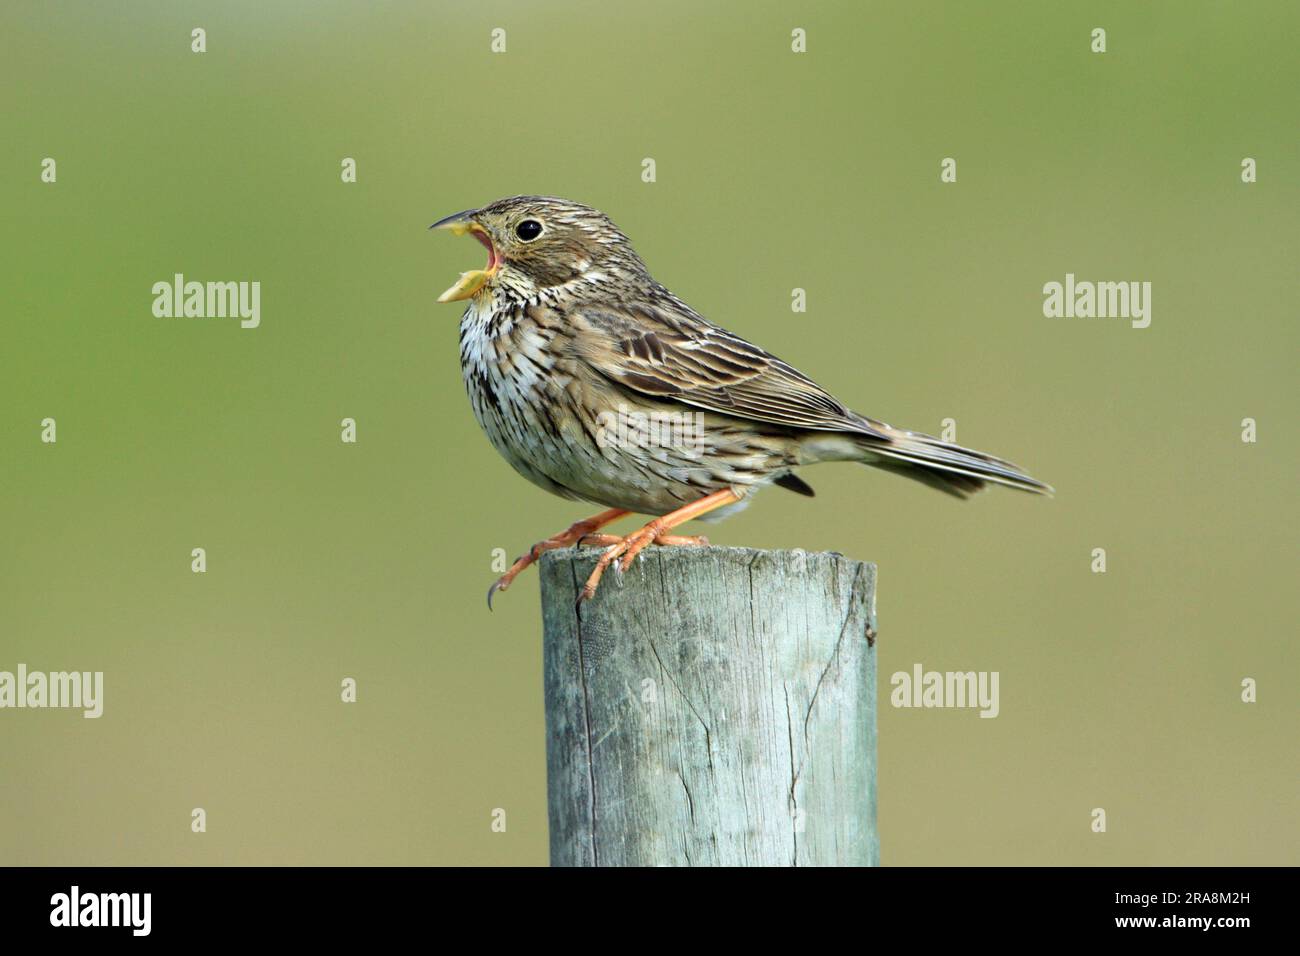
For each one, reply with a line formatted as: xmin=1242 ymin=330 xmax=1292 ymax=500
xmin=541 ymin=544 xmax=874 ymax=574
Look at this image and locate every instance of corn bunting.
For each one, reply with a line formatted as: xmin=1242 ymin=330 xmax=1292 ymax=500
xmin=431 ymin=196 xmax=1050 ymax=606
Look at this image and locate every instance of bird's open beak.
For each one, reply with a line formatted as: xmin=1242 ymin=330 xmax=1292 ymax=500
xmin=430 ymin=209 xmax=500 ymax=303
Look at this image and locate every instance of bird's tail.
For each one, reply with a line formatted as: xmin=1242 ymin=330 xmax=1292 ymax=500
xmin=853 ymin=423 xmax=1053 ymax=500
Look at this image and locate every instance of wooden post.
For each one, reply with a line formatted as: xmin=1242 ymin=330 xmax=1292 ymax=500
xmin=539 ymin=546 xmax=877 ymax=867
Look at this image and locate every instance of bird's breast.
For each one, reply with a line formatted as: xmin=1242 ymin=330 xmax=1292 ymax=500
xmin=457 ymin=301 xmax=582 ymax=497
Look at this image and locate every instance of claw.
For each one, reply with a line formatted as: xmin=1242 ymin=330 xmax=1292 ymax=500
xmin=482 ymin=508 xmax=631 ymax=611
xmin=486 ymin=578 xmax=506 ymax=611
xmin=522 ymin=490 xmax=740 ymax=606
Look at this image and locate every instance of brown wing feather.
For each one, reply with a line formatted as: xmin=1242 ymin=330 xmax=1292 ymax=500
xmin=561 ymin=294 xmax=1052 ymax=496
xmin=573 ymin=298 xmax=889 ymax=439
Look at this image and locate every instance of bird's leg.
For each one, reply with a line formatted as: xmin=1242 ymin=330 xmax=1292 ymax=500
xmin=489 ymin=508 xmax=629 ymax=608
xmin=579 ymin=488 xmax=740 ymax=604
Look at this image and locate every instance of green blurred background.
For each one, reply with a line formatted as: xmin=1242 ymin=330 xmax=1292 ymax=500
xmin=2 ymin=0 xmax=1295 ymax=865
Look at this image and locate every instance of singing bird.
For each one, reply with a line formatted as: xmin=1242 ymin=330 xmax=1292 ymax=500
xmin=432 ymin=196 xmax=1051 ymax=606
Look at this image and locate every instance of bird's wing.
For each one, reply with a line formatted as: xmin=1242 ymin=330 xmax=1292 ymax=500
xmin=570 ymin=296 xmax=890 ymax=438
xmin=563 ymin=295 xmax=1052 ymax=496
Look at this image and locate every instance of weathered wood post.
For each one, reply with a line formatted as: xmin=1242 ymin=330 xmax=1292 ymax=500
xmin=539 ymin=546 xmax=877 ymax=867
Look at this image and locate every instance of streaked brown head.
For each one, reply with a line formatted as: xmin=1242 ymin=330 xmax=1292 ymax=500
xmin=431 ymin=196 xmax=649 ymax=304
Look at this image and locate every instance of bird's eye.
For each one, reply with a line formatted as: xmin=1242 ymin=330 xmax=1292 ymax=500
xmin=515 ymin=219 xmax=543 ymax=242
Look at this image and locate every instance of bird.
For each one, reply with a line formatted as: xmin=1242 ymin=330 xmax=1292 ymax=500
xmin=431 ymin=196 xmax=1051 ymax=607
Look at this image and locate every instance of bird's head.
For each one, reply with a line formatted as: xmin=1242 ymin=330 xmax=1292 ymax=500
xmin=430 ymin=196 xmax=648 ymax=304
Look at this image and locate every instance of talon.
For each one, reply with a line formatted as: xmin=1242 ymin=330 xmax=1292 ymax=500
xmin=554 ymin=490 xmax=740 ymax=603
xmin=483 ymin=508 xmax=630 ymax=610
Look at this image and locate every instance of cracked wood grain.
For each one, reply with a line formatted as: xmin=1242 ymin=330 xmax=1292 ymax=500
xmin=540 ymin=546 xmax=877 ymax=867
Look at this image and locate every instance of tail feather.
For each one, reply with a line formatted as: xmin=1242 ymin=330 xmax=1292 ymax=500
xmin=855 ymin=427 xmax=1053 ymax=499
xmin=870 ymin=459 xmax=988 ymax=499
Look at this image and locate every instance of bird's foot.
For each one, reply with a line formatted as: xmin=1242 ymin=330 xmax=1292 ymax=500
xmin=577 ymin=524 xmax=709 ymax=604
xmin=487 ymin=508 xmax=629 ymax=609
